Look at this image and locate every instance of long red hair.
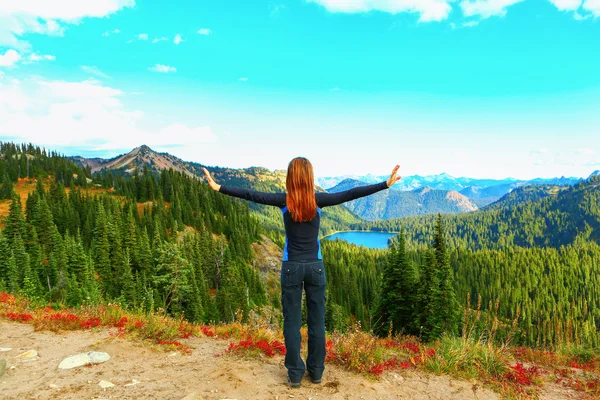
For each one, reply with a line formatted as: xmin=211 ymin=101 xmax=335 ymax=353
xmin=286 ymin=157 xmax=317 ymax=222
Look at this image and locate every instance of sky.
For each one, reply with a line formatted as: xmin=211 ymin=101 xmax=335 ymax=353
xmin=0 ymin=0 xmax=599 ymax=180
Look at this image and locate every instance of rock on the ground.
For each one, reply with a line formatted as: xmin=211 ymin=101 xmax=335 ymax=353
xmin=124 ymin=379 xmax=140 ymax=387
xmin=0 ymin=348 xmax=12 ymax=352
xmin=99 ymin=380 xmax=115 ymax=389
xmin=0 ymin=359 xmax=6 ymax=377
xmin=180 ymin=393 xmax=200 ymax=400
xmin=58 ymin=352 xmax=110 ymax=370
xmin=15 ymin=350 xmax=38 ymax=361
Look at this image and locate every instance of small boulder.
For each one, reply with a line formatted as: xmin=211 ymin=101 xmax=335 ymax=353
xmin=125 ymin=379 xmax=140 ymax=387
xmin=58 ymin=352 xmax=110 ymax=370
xmin=0 ymin=348 xmax=12 ymax=352
xmin=99 ymin=380 xmax=115 ymax=389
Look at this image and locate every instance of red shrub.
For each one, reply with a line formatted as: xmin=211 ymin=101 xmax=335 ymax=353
xmin=112 ymin=316 xmax=128 ymax=328
xmin=199 ymin=326 xmax=215 ymax=337
xmin=504 ymin=363 xmax=541 ymax=386
xmin=0 ymin=292 xmax=16 ymax=305
xmin=402 ymin=342 xmax=420 ymax=354
xmin=6 ymin=312 xmax=33 ymax=322
xmin=80 ymin=317 xmax=102 ymax=329
xmin=226 ymin=338 xmax=286 ymax=357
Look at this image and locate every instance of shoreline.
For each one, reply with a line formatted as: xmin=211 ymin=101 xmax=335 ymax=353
xmin=320 ymin=229 xmax=400 ymax=240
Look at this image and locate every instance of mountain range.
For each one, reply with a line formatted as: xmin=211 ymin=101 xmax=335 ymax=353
xmin=328 ymin=178 xmax=478 ymax=220
xmin=70 ymin=145 xmax=593 ymax=221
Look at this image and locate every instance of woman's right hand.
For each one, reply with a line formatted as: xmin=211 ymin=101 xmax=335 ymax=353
xmin=202 ymin=167 xmax=221 ymax=191
xmin=386 ymin=165 xmax=401 ymax=187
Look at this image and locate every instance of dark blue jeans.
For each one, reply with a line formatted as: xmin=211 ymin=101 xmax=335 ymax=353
xmin=280 ymin=259 xmax=326 ymax=383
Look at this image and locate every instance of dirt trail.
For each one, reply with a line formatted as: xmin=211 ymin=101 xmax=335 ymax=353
xmin=1 ymin=320 xmax=502 ymax=400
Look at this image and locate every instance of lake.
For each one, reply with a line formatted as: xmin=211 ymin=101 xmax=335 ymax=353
xmin=322 ymin=231 xmax=397 ymax=249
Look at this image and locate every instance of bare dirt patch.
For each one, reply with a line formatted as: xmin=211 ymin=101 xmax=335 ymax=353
xmin=0 ymin=321 xmax=503 ymax=400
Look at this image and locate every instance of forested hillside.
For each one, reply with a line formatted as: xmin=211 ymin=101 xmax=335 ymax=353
xmin=2 ymin=142 xmax=600 ymax=351
xmin=0 ymin=143 xmax=376 ymax=331
xmin=356 ymin=177 xmax=600 ymax=347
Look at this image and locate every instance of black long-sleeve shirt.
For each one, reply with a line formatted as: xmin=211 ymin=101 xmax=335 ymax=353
xmin=219 ymin=181 xmax=389 ymax=261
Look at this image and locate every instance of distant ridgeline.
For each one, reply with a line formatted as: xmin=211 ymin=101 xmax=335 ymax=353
xmin=1 ymin=142 xmax=599 ymax=349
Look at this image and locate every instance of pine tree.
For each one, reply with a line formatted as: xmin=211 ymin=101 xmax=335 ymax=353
xmin=93 ymin=204 xmax=111 ymax=293
xmin=418 ymin=248 xmax=441 ymax=341
xmin=374 ymin=243 xmax=396 ymax=336
xmin=4 ymin=194 xmax=27 ymax=246
xmin=433 ymin=214 xmax=459 ymax=336
xmin=0 ymin=234 xmax=10 ymax=284
xmin=120 ymin=250 xmax=137 ymax=307
xmin=0 ymin=173 xmax=15 ymax=199
xmin=66 ymin=272 xmax=83 ymax=306
xmin=389 ymin=230 xmax=418 ymax=335
xmin=6 ymin=253 xmax=19 ymax=293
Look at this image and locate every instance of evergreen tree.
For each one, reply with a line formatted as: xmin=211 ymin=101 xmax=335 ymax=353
xmin=433 ymin=214 xmax=459 ymax=336
xmin=120 ymin=250 xmax=137 ymax=307
xmin=4 ymin=194 xmax=27 ymax=246
xmin=0 ymin=173 xmax=15 ymax=199
xmin=93 ymin=204 xmax=112 ymax=293
xmin=418 ymin=249 xmax=441 ymax=341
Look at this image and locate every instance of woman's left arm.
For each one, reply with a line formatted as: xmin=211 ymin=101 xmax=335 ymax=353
xmin=316 ymin=165 xmax=401 ymax=208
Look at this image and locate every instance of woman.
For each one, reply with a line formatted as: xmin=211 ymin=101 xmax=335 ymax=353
xmin=203 ymin=158 xmax=401 ymax=388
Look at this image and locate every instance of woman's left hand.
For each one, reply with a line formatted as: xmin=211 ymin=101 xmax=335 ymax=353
xmin=202 ymin=167 xmax=221 ymax=191
xmin=386 ymin=165 xmax=401 ymax=187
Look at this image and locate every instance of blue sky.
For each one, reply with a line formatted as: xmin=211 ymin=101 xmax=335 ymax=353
xmin=0 ymin=0 xmax=599 ymax=179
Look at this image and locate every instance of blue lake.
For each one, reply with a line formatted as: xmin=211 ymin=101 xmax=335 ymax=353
xmin=322 ymin=231 xmax=397 ymax=249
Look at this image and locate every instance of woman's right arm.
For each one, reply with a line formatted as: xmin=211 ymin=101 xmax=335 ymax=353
xmin=203 ymin=167 xmax=286 ymax=207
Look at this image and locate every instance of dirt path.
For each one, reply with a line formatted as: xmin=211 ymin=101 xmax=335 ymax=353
xmin=1 ymin=320 xmax=502 ymax=400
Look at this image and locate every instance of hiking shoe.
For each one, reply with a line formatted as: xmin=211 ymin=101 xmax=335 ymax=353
xmin=310 ymin=376 xmax=322 ymax=384
xmin=288 ymin=377 xmax=301 ymax=388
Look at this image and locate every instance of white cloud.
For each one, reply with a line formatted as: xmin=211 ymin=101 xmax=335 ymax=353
xmin=0 ymin=76 xmax=216 ymax=152
xmin=82 ymin=65 xmax=110 ymax=79
xmin=28 ymin=53 xmax=55 ymax=62
xmin=152 ymin=36 xmax=168 ymax=43
xmin=137 ymin=33 xmax=148 ymax=40
xmin=548 ymin=0 xmax=582 ymax=10
xmin=306 ymin=0 xmax=452 ymax=22
xmin=197 ymin=28 xmax=212 ymax=35
xmin=0 ymin=49 xmax=21 ymax=67
xmin=102 ymin=28 xmax=121 ymax=37
xmin=173 ymin=34 xmax=183 ymax=45
xmin=463 ymin=20 xmax=480 ymax=26
xmin=582 ymin=0 xmax=600 ymax=16
xmin=460 ymin=0 xmax=524 ymax=19
xmin=547 ymin=0 xmax=600 ymax=19
xmin=329 ymin=87 xmax=341 ymax=91
xmin=0 ymin=0 xmax=135 ymax=49
xmin=573 ymin=11 xmax=591 ymax=18
xmin=148 ymin=64 xmax=176 ymax=73
xmin=239 ymin=77 xmax=248 ymax=82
